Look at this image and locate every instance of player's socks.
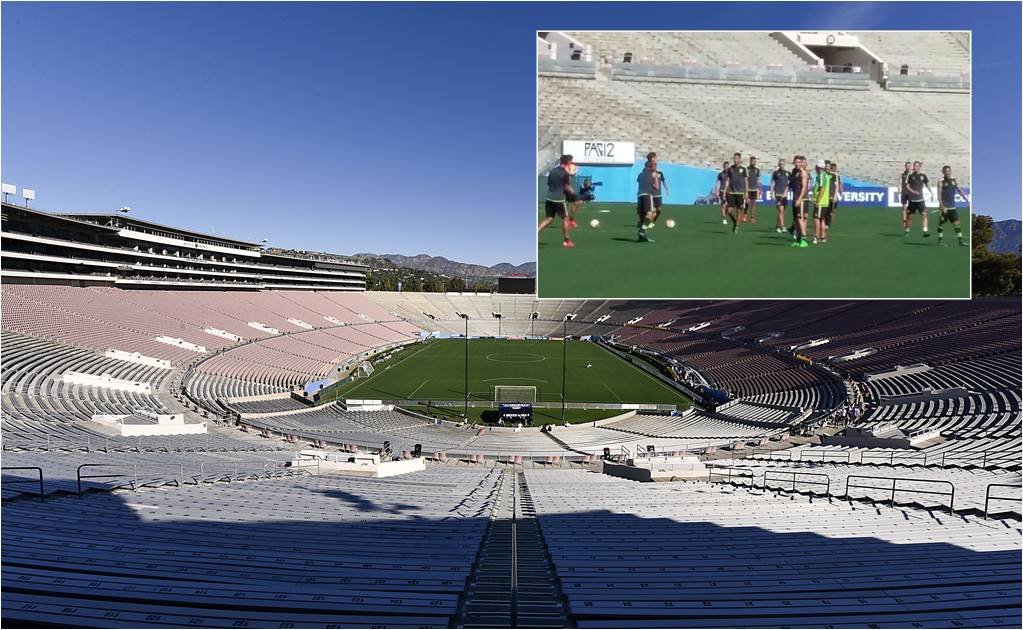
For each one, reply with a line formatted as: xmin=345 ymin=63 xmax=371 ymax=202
xmin=923 ymin=228 xmax=930 ymax=238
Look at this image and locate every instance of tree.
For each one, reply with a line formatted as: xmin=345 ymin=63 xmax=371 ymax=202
xmin=972 ymin=215 xmax=1021 ymax=297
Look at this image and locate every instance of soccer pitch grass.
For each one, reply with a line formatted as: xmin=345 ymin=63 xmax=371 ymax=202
xmin=538 ymin=202 xmax=970 ymax=299
xmin=326 ymin=338 xmax=691 ymax=408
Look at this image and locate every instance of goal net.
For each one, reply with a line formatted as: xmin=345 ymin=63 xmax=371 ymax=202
xmin=492 ymin=385 xmax=537 ymax=402
xmin=355 ymin=361 xmax=374 ymax=379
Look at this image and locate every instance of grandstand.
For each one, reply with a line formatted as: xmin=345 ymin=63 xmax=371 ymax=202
xmin=2 ymin=208 xmax=1020 ymax=627
xmin=538 ymin=31 xmax=969 ymax=190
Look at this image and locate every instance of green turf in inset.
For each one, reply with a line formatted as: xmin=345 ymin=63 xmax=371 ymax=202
xmin=538 ymin=203 xmax=971 ymax=298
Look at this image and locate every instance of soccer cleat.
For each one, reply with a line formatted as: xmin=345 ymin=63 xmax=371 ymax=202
xmin=821 ymin=238 xmax=828 ymax=244
xmin=811 ymin=237 xmax=819 ymax=244
xmin=799 ymin=239 xmax=809 ymax=248
xmin=638 ymin=234 xmax=654 ymax=242
xmin=923 ymin=232 xmax=930 ymax=238
xmin=790 ymin=241 xmax=800 ymax=247
xmin=776 ymin=227 xmax=784 ymax=234
xmin=562 ymin=239 xmax=575 ymax=248
xmin=645 ymin=222 xmax=655 ymax=230
xmin=722 ymin=218 xmax=728 ymax=225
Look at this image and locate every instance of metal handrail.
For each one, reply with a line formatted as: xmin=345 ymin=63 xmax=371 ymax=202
xmin=2 ymin=466 xmax=45 ymax=501
xmin=751 ymin=448 xmax=792 ymax=460
xmin=983 ymin=484 xmax=1022 ymax=519
xmin=845 ymin=475 xmax=956 ymax=514
xmin=763 ymin=469 xmax=831 ymax=497
xmin=708 ymin=466 xmax=756 ymax=487
xmin=77 ymin=463 xmax=138 ymax=497
xmin=799 ymin=450 xmax=852 ymax=463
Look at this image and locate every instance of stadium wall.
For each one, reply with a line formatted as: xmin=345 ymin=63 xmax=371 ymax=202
xmin=555 ymin=160 xmax=968 ymax=208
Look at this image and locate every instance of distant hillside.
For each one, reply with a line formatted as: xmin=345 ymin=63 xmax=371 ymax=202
xmin=353 ymin=253 xmax=535 ymax=280
xmin=990 ymin=219 xmax=1021 ymax=255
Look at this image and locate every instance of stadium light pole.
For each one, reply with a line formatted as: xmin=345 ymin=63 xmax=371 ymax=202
xmin=458 ymin=312 xmax=470 ymax=418
xmin=493 ymin=312 xmax=502 ymax=337
xmin=562 ymin=313 xmax=576 ymax=423
xmin=530 ymin=311 xmax=539 ymax=337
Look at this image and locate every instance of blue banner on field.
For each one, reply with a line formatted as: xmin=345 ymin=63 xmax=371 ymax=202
xmin=572 ymin=160 xmax=968 ymax=208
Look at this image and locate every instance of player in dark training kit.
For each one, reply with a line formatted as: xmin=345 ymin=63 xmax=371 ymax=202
xmin=744 ymin=156 xmax=760 ymax=224
xmin=899 ymin=161 xmax=912 ymax=230
xmin=721 ymin=152 xmax=747 ymax=233
xmin=636 ymin=159 xmax=659 ymax=242
xmin=715 ymin=161 xmax=729 ymax=225
xmin=771 ymin=159 xmax=789 ymax=233
xmin=904 ymin=161 xmax=933 ymax=238
xmin=788 ymin=155 xmax=810 ymax=248
xmin=645 ymin=152 xmax=668 ymax=230
xmin=538 ymin=154 xmax=576 ymax=248
xmin=938 ymin=165 xmax=968 ymax=246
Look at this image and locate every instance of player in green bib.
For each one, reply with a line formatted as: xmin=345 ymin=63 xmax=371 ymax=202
xmin=813 ymin=160 xmax=832 ymax=244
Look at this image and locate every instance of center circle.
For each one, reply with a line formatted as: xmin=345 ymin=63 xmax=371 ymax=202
xmin=485 ymin=353 xmax=547 ymax=363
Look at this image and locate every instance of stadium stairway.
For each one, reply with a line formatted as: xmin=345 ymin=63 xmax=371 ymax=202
xmin=456 ymin=471 xmax=570 ymax=628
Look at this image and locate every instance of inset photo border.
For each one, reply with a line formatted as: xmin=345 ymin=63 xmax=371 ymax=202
xmin=537 ymin=30 xmax=971 ymax=299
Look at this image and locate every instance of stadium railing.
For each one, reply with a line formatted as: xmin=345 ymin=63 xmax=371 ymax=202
xmin=1 ymin=467 xmax=45 ymax=501
xmin=611 ymin=62 xmax=870 ymax=89
xmin=538 ymin=58 xmax=598 ymax=78
xmin=885 ymin=73 xmax=970 ymax=93
xmin=983 ymin=484 xmax=1022 ymax=519
xmin=845 ymin=475 xmax=956 ymax=514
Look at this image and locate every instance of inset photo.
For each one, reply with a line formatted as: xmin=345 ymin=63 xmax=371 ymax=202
xmin=537 ymin=30 xmax=972 ymax=299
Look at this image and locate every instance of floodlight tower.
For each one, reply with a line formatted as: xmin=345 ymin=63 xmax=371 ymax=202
xmin=530 ymin=311 xmax=540 ymax=337
xmin=1 ymin=183 xmax=16 ymax=204
xmin=457 ymin=312 xmax=470 ymax=418
xmin=492 ymin=312 xmax=502 ymax=337
xmin=562 ymin=313 xmax=577 ymax=423
xmin=22 ymin=188 xmax=35 ymax=208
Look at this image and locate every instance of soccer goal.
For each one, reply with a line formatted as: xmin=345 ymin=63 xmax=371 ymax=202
xmin=492 ymin=385 xmax=537 ymax=402
xmin=354 ymin=361 xmax=374 ymax=379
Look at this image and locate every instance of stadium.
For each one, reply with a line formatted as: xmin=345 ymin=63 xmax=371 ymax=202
xmin=1 ymin=200 xmax=1020 ymax=628
xmin=537 ymin=31 xmax=972 ymax=298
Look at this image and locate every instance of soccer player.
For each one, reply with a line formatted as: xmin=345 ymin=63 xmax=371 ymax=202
xmin=636 ymin=159 xmax=658 ymax=242
xmin=721 ymin=152 xmax=747 ymax=233
xmin=564 ymin=162 xmax=580 ymax=229
xmin=904 ymin=160 xmax=932 ymax=237
xmin=538 ymin=154 xmax=575 ymax=248
xmin=771 ymin=158 xmax=789 ymax=233
xmin=788 ymin=155 xmax=810 ymax=248
xmin=813 ymin=160 xmax=832 ymax=244
xmin=829 ymin=162 xmax=842 ymax=231
xmin=646 ymin=152 xmax=668 ymax=229
xmin=899 ymin=161 xmax=912 ymax=230
xmin=715 ymin=161 xmax=729 ymax=225
xmin=745 ymin=156 xmax=760 ymax=224
xmin=937 ymin=165 xmax=968 ymax=246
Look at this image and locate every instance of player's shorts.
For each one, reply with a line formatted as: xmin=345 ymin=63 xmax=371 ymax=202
xmin=791 ymin=198 xmax=808 ymax=220
xmin=940 ymin=207 xmax=960 ymax=223
xmin=774 ymin=193 xmax=788 ymax=205
xmin=814 ymin=203 xmax=830 ymax=220
xmin=652 ymin=195 xmax=663 ymax=209
xmin=637 ymin=194 xmax=654 ymax=215
xmin=544 ymin=200 xmax=567 ymax=218
xmin=747 ymin=190 xmax=759 ymax=201
xmin=906 ymin=200 xmax=926 ymax=214
xmin=727 ymin=193 xmax=746 ymax=209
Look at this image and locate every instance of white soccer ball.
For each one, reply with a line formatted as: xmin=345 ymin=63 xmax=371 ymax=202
xmin=589 ymin=219 xmax=600 ymax=228
xmin=665 ymin=219 xmax=676 ymax=228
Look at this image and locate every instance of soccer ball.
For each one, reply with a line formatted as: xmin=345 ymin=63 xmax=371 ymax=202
xmin=589 ymin=219 xmax=600 ymax=228
xmin=665 ymin=219 xmax=676 ymax=228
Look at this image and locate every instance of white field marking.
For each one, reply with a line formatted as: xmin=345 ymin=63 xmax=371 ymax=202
xmin=484 ymin=353 xmax=547 ymax=363
xmin=341 ymin=340 xmax=436 ymax=397
xmin=407 ymin=379 xmax=431 ymax=399
xmin=601 ymin=381 xmax=623 ymax=403
xmin=481 ymin=377 xmax=548 ymax=383
xmin=599 ymin=209 xmax=611 ymax=213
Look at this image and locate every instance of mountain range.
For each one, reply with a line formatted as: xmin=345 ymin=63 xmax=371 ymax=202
xmin=991 ymin=219 xmax=1021 ymax=255
xmin=352 ymin=253 xmax=536 ymax=280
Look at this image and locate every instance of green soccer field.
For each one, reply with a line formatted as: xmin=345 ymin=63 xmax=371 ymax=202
xmin=325 ymin=338 xmax=692 ymax=408
xmin=537 ymin=202 xmax=971 ymax=299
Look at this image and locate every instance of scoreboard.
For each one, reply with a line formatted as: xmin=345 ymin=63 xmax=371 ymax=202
xmin=498 ymin=276 xmax=535 ymax=294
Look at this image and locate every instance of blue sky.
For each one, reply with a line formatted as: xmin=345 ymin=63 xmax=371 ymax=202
xmin=2 ymin=2 xmax=1019 ymax=265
